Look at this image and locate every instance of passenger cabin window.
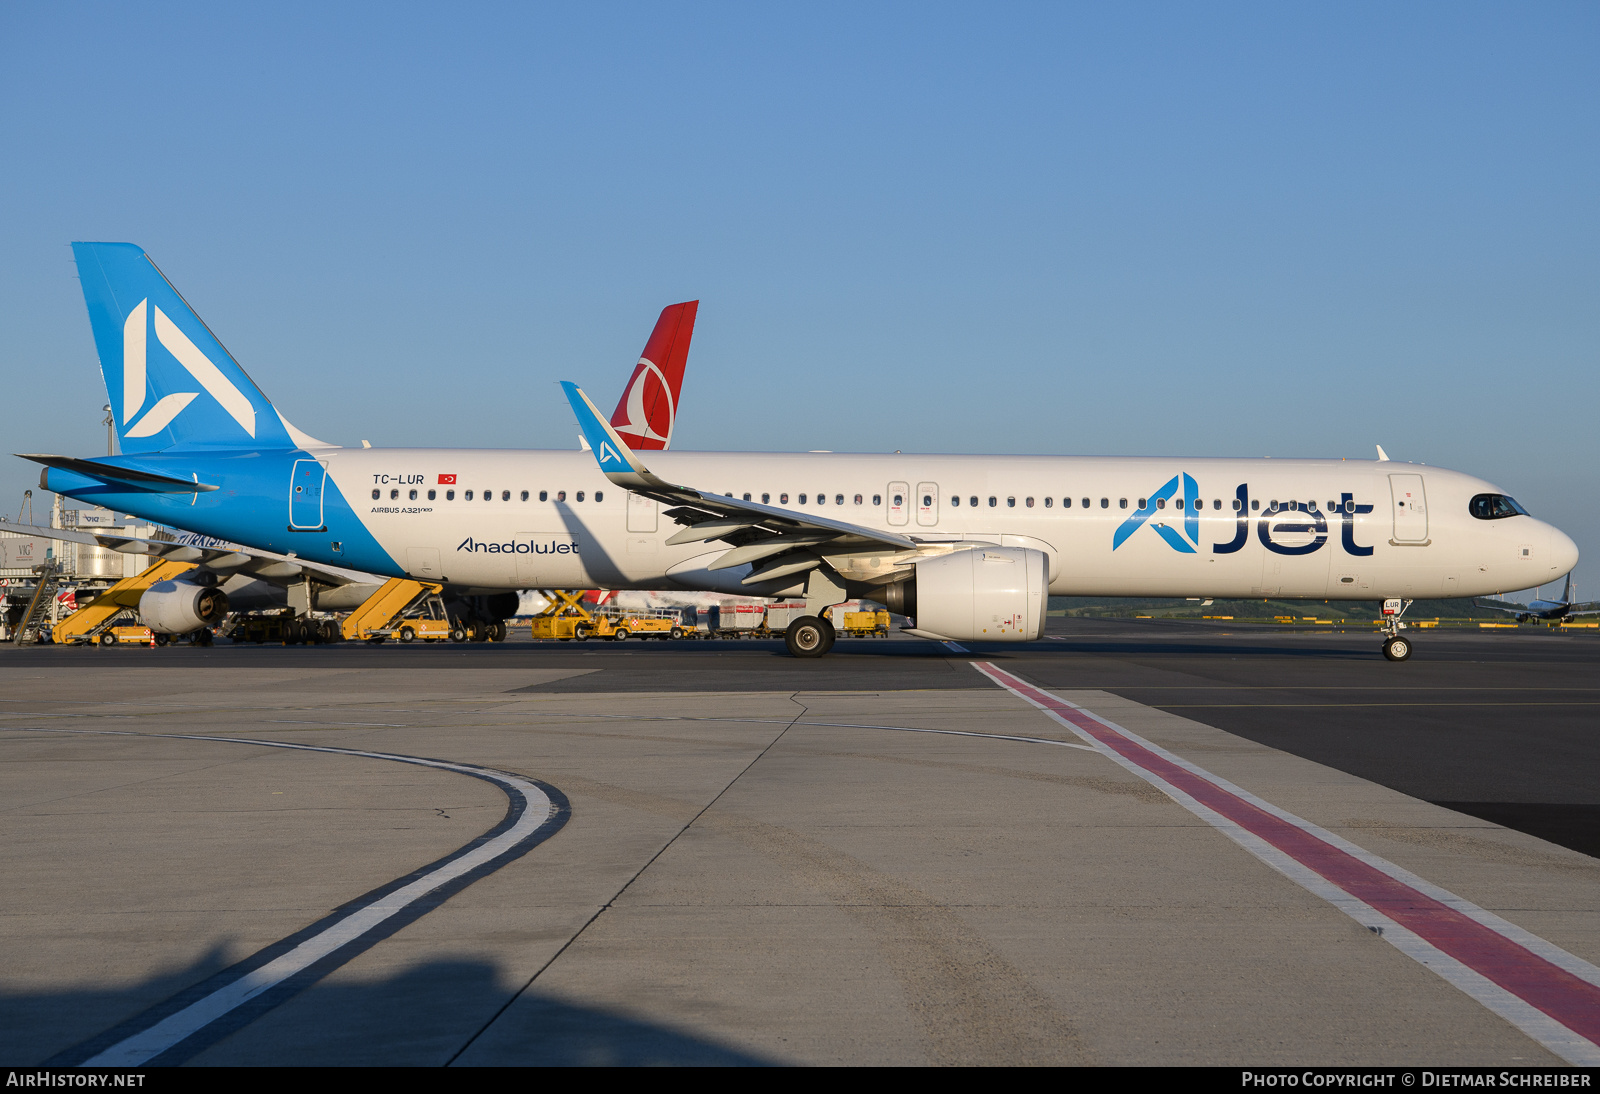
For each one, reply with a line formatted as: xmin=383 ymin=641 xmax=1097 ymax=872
xmin=762 ymin=493 xmax=770 ymax=503
xmin=484 ymin=491 xmax=491 ymax=502
xmin=596 ymin=491 xmax=603 ymax=502
xmin=428 ymin=489 xmax=436 ymax=500
xmin=854 ymin=494 xmax=863 ymax=504
xmin=891 ymin=494 xmax=902 ymax=506
xmin=1100 ymin=498 xmax=1108 ymax=509
xmin=371 ymin=489 xmax=380 ymax=500
xmin=539 ymin=490 xmax=547 ymax=501
xmin=1213 ymin=499 xmax=1221 ymax=509
xmin=390 ymin=489 xmax=399 ymax=500
xmin=1007 ymin=497 xmax=1015 ymax=507
xmin=1251 ymin=500 xmax=1260 ymax=511
xmin=1062 ymin=497 xmax=1071 ymax=508
xmin=970 ymin=496 xmax=979 ymax=507
xmin=502 ymin=490 xmax=510 ymax=501
xmin=1119 ymin=498 xmax=1128 ymax=509
xmin=836 ymin=494 xmax=844 ymax=505
xmin=743 ymin=493 xmax=751 ymax=501
xmin=781 ymin=493 xmax=789 ymax=504
xmin=520 ymin=490 xmax=528 ymax=501
xmin=1083 ymin=498 xmax=1092 ymax=509
xmin=988 ymin=496 xmax=997 ymax=507
xmin=576 ymin=491 xmax=585 ymax=502
xmin=446 ymin=490 xmax=455 ymax=501
xmin=1232 ymin=499 xmax=1242 ymax=511
xmin=800 ymin=494 xmax=808 ymax=504
xmin=872 ymin=494 xmax=881 ymax=506
xmin=409 ymin=489 xmax=417 ymax=500
xmin=1044 ymin=497 xmax=1053 ymax=508
xmin=1156 ymin=498 xmax=1165 ymax=510
xmin=556 ymin=491 xmax=565 ymax=502
xmin=465 ymin=490 xmax=474 ymax=500
xmin=1025 ymin=497 xmax=1034 ymax=507
xmin=816 ymin=493 xmax=825 ymax=505
xmin=1469 ymin=494 xmax=1528 ymax=520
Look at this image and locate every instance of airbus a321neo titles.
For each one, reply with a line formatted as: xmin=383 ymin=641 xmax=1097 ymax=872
xmin=21 ymin=242 xmax=1580 ymax=661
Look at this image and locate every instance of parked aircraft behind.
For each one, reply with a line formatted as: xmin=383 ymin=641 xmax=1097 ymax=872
xmin=1475 ymin=574 xmax=1599 ymax=624
xmin=22 ymin=242 xmax=1580 ymax=661
xmin=9 ymin=282 xmax=698 ymax=640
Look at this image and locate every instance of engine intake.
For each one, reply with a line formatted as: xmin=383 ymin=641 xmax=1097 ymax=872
xmin=139 ymin=580 xmax=231 ymax=634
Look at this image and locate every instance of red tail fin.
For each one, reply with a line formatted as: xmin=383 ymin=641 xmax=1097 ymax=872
xmin=610 ymin=301 xmax=697 ymax=450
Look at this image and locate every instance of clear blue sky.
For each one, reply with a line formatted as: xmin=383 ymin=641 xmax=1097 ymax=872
xmin=2 ymin=3 xmax=1595 ymax=598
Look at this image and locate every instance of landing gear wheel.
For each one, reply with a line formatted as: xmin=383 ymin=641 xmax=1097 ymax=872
xmin=468 ymin=620 xmax=487 ymax=642
xmin=784 ymin=615 xmax=835 ymax=658
xmin=154 ymin=634 xmax=169 ymax=646
xmin=1383 ymin=635 xmax=1412 ymax=662
xmin=488 ymin=620 xmax=508 ymax=642
xmin=319 ymin=621 xmax=339 ymax=643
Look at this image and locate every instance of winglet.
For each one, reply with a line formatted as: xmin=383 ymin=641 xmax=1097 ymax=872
xmin=560 ymin=381 xmax=654 ymax=484
xmin=1375 ymin=444 xmax=1390 ymax=462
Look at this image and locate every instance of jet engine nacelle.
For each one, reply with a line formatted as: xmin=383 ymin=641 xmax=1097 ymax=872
xmin=139 ymin=580 xmax=230 ymax=634
xmin=909 ymin=546 xmax=1047 ymax=642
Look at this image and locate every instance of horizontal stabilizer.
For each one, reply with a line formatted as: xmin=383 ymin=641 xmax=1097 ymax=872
xmin=16 ymin=454 xmax=218 ymax=492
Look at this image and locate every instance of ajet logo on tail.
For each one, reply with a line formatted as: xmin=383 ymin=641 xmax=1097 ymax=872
xmin=121 ymin=298 xmax=256 ymax=439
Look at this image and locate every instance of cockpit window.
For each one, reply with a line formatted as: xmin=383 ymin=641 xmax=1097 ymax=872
xmin=1469 ymin=494 xmax=1528 ymax=520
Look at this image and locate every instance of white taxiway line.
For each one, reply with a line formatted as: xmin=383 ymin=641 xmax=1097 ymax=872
xmin=974 ymin=662 xmax=1600 ymax=1065
xmin=60 ymin=733 xmax=566 ymax=1067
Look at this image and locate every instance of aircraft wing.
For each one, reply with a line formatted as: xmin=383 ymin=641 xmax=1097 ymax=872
xmin=0 ymin=521 xmax=373 ymax=588
xmin=562 ymin=381 xmax=920 ymax=586
xmin=1472 ymin=598 xmax=1531 ymax=616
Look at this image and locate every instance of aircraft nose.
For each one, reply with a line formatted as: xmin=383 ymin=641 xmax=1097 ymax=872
xmin=1548 ymin=524 xmax=1580 ymax=578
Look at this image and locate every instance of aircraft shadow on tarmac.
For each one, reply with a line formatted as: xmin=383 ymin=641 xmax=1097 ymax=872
xmin=15 ymin=948 xmax=774 ymax=1067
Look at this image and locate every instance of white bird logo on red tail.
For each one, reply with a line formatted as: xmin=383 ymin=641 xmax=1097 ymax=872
xmin=613 ymin=357 xmax=676 ymax=446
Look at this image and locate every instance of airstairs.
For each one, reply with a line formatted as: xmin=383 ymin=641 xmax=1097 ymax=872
xmin=51 ymin=559 xmax=197 ymax=645
xmin=340 ymin=578 xmax=444 ymax=641
xmin=12 ymin=563 xmax=62 ymax=646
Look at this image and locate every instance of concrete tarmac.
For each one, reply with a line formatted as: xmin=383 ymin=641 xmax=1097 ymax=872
xmin=2 ymin=627 xmax=1597 ymax=1065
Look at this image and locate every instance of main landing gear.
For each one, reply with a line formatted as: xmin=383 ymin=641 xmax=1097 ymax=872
xmin=784 ymin=615 xmax=835 ymax=659
xmin=1380 ymin=598 xmax=1414 ymax=662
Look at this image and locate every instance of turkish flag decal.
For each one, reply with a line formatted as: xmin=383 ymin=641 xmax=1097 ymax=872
xmin=438 ymin=474 xmax=457 ymax=484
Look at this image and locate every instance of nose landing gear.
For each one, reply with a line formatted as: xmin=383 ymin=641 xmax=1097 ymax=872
xmin=1380 ymin=598 xmax=1413 ymax=662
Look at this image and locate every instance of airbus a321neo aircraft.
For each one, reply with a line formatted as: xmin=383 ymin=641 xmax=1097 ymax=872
xmin=23 ymin=242 xmax=1579 ymax=661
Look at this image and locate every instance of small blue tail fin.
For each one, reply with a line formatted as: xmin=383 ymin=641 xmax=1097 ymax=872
xmin=73 ymin=242 xmax=297 ymax=452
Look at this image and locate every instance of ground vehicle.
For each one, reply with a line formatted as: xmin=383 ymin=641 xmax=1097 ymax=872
xmin=834 ymin=609 xmax=891 ymax=637
xmin=576 ymin=608 xmax=685 ymax=641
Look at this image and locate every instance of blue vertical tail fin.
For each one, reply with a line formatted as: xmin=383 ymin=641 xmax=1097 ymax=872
xmin=72 ymin=242 xmax=305 ymax=453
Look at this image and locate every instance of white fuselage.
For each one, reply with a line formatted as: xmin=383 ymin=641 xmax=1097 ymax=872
xmin=334 ymin=449 xmax=1577 ymax=601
